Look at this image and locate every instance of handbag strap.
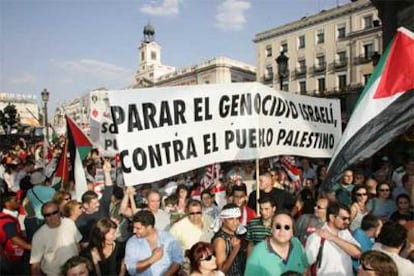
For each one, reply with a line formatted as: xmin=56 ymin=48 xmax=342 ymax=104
xmin=315 ymin=237 xmax=326 ymax=268
xmin=30 ymin=187 xmax=45 ymax=205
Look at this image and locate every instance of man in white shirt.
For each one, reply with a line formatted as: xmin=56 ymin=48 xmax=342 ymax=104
xmin=306 ymin=202 xmax=361 ymax=275
xmin=30 ymin=202 xmax=82 ymax=276
xmin=372 ymin=220 xmax=414 ymax=276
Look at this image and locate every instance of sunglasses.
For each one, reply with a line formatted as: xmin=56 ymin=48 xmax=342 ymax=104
xmin=201 ymin=254 xmax=214 ymax=261
xmin=356 ymin=193 xmax=367 ymax=196
xmin=274 ymin=223 xmax=291 ymax=231
xmin=379 ymin=189 xmax=390 ymax=192
xmin=189 ymin=211 xmax=202 ymax=216
xmin=43 ymin=210 xmax=59 ymax=218
xmin=360 ymin=262 xmax=376 ymax=271
xmin=336 ymin=215 xmax=350 ymax=221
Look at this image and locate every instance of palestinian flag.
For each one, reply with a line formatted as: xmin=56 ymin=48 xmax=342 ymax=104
xmin=66 ymin=114 xmax=93 ymax=200
xmin=51 ymin=139 xmax=69 ymax=190
xmin=326 ymin=27 xmax=414 ymax=186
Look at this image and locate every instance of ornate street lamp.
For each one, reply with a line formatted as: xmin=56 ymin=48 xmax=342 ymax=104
xmin=41 ymin=88 xmax=50 ymax=143
xmin=40 ymin=88 xmax=50 ymax=169
xmin=276 ymin=51 xmax=289 ymax=90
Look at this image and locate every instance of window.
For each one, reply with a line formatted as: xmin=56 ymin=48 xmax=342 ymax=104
xmin=338 ymin=75 xmax=347 ymax=90
xmin=299 ymin=81 xmax=306 ymax=94
xmin=316 ymin=29 xmax=324 ymax=44
xmin=281 ymin=42 xmax=288 ymax=53
xmin=337 ymin=25 xmax=346 ymax=39
xmin=363 ymin=15 xmax=373 ymax=29
xmin=318 ymin=78 xmax=326 ymax=93
xmin=298 ymin=59 xmax=306 ymax=72
xmin=265 ymin=46 xmax=272 ymax=57
xmin=363 ymin=43 xmax=374 ymax=59
xmin=141 ymin=52 xmax=145 ymax=61
xmin=151 ymin=51 xmax=157 ymax=60
xmin=298 ymin=35 xmax=305 ymax=49
xmin=265 ymin=65 xmax=273 ymax=80
xmin=337 ymin=51 xmax=347 ymax=63
xmin=316 ymin=55 xmax=326 ymax=69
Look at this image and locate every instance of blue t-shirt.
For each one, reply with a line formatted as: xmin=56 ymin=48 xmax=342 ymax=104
xmin=26 ymin=185 xmax=56 ymax=219
xmin=352 ymin=228 xmax=374 ymax=272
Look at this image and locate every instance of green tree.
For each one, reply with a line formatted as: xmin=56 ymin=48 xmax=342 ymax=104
xmin=0 ymin=104 xmax=20 ymax=134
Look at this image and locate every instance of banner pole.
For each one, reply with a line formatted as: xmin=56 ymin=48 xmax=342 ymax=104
xmin=256 ymin=158 xmax=260 ymax=214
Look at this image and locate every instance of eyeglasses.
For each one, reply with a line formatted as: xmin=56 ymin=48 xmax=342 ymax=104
xmin=274 ymin=223 xmax=291 ymax=231
xmin=356 ymin=193 xmax=367 ymax=196
xmin=379 ymin=189 xmax=390 ymax=192
xmin=336 ymin=215 xmax=350 ymax=221
xmin=315 ymin=205 xmax=326 ymax=210
xmin=360 ymin=262 xmax=376 ymax=271
xmin=201 ymin=255 xmax=214 ymax=261
xmin=43 ymin=210 xmax=59 ymax=218
xmin=189 ymin=211 xmax=202 ymax=216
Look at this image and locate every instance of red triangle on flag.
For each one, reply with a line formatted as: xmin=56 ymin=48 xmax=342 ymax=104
xmin=66 ymin=115 xmax=92 ymax=147
xmin=374 ymin=30 xmax=414 ymax=99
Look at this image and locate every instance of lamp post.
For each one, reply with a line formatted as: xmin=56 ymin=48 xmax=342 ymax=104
xmin=41 ymin=88 xmax=50 ymax=168
xmin=276 ymin=51 xmax=289 ymax=91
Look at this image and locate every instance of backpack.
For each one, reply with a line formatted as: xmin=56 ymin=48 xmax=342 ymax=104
xmin=0 ymin=212 xmax=24 ymax=262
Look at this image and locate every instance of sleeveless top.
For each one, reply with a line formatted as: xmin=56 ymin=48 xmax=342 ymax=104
xmin=212 ymin=230 xmax=246 ymax=276
xmin=81 ymin=241 xmax=125 ymax=276
xmin=350 ymin=206 xmax=368 ymax=231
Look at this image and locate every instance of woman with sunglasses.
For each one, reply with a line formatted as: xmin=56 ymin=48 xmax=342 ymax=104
xmin=245 ymin=211 xmax=307 ymax=275
xmin=366 ymin=183 xmax=397 ymax=221
xmin=62 ymin=200 xmax=84 ymax=223
xmin=188 ymin=242 xmax=224 ymax=276
xmin=52 ymin=190 xmax=72 ymax=214
xmin=350 ymin=185 xmax=370 ymax=231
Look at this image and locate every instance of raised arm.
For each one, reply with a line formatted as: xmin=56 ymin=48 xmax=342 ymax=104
xmin=120 ymin=186 xmax=136 ymax=218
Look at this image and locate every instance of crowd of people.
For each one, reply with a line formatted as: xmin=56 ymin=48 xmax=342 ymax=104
xmin=1 ymin=137 xmax=414 ymax=276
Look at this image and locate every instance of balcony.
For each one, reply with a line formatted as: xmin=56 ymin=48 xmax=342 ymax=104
xmin=294 ymin=67 xmax=307 ymax=79
xmin=311 ymin=62 xmax=326 ymax=75
xmin=353 ymin=55 xmax=373 ymax=65
xmin=260 ymin=75 xmax=273 ymax=84
xmin=334 ymin=59 xmax=348 ymax=70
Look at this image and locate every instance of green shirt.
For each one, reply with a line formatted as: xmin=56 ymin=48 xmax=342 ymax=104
xmin=245 ymin=237 xmax=308 ymax=276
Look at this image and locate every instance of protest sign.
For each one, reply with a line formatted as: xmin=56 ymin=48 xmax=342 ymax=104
xmin=89 ymin=90 xmax=118 ymax=156
xmin=107 ymin=82 xmax=341 ymax=185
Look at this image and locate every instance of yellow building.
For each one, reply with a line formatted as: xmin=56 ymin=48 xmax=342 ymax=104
xmin=254 ymin=0 xmax=381 ymax=116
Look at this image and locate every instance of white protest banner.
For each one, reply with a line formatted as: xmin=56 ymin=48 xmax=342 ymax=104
xmin=107 ymin=82 xmax=341 ymax=185
xmin=89 ymin=90 xmax=118 ymax=156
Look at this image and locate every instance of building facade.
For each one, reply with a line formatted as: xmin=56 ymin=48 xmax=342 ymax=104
xmin=134 ymin=23 xmax=256 ymax=88
xmin=0 ymin=93 xmax=40 ymax=128
xmin=254 ymin=0 xmax=381 ymax=117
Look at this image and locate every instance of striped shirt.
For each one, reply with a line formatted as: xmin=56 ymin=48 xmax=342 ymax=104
xmin=246 ymin=217 xmax=272 ymax=245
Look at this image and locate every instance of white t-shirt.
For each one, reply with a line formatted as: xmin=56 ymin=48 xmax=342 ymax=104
xmin=30 ymin=218 xmax=82 ymax=276
xmin=306 ymin=223 xmax=360 ymax=276
xmin=372 ymin=243 xmax=414 ymax=276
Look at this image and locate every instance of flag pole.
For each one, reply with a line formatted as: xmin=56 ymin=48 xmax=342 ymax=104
xmin=256 ymin=158 xmax=260 ymax=214
xmin=62 ymin=138 xmax=68 ymax=190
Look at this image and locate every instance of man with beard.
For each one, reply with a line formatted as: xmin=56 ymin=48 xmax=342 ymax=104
xmin=306 ymin=202 xmax=361 ymax=275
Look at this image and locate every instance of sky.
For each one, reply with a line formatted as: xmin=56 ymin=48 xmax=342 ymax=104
xmin=1 ymin=0 xmax=350 ymax=112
